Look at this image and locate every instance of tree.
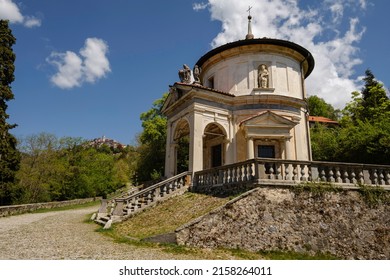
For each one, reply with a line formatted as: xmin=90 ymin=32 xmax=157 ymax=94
xmin=343 ymin=69 xmax=390 ymax=124
xmin=337 ymin=69 xmax=390 ymax=164
xmin=0 ymin=20 xmax=20 ymax=205
xmin=307 ymin=95 xmax=340 ymax=120
xmin=135 ymin=93 xmax=168 ymax=182
xmin=310 ymin=123 xmax=340 ymax=162
xmin=15 ymin=133 xmax=132 ymax=203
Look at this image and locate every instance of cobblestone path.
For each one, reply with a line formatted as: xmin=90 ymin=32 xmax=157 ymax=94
xmin=0 ymin=205 xmax=189 ymax=260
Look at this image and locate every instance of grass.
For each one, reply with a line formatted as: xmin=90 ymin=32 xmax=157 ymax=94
xmin=259 ymin=250 xmax=338 ymax=260
xmin=357 ymin=183 xmax=390 ymax=207
xmin=114 ymin=192 xmax=229 ymax=239
xmin=293 ymin=181 xmax=343 ymax=198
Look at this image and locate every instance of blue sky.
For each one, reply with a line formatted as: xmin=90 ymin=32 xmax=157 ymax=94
xmin=1 ymin=0 xmax=389 ymax=145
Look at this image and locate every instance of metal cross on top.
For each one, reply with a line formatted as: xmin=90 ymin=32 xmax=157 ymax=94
xmin=247 ymin=6 xmax=253 ymax=16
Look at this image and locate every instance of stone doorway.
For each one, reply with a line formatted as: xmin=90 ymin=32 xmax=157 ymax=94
xmin=203 ymin=123 xmax=227 ymax=169
xmin=211 ymin=144 xmax=222 ymax=168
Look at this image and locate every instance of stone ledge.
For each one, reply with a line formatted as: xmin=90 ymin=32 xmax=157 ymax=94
xmin=0 ymin=197 xmax=101 ymax=218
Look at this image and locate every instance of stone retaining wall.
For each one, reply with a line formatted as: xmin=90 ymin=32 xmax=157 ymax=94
xmin=0 ymin=197 xmax=101 ymax=217
xmin=176 ymin=187 xmax=389 ymax=259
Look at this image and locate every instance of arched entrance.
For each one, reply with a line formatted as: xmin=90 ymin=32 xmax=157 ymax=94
xmin=173 ymin=119 xmax=190 ymax=174
xmin=203 ymin=123 xmax=227 ymax=169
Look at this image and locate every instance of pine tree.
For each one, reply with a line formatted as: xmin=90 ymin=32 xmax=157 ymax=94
xmin=360 ymin=69 xmax=389 ymax=121
xmin=0 ymin=20 xmax=21 ymax=205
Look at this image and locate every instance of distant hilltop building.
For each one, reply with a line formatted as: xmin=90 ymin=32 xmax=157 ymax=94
xmin=88 ymin=136 xmax=126 ymax=149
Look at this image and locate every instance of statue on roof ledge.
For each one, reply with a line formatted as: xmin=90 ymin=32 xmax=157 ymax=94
xmin=193 ymin=65 xmax=202 ymax=85
xmin=178 ymin=64 xmax=191 ymax=83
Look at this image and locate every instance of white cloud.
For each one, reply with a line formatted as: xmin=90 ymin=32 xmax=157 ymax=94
xmin=0 ymin=0 xmax=41 ymax=28
xmin=329 ymin=2 xmax=344 ymax=23
xmin=80 ymin=38 xmax=111 ymax=83
xmin=24 ymin=16 xmax=42 ymax=28
xmin=200 ymin=0 xmax=368 ymax=108
xmin=48 ymin=51 xmax=83 ymax=89
xmin=193 ymin=2 xmax=209 ymax=11
xmin=47 ymin=38 xmax=111 ymax=89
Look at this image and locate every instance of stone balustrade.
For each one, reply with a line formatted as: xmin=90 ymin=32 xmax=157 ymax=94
xmin=96 ymin=171 xmax=192 ymax=226
xmin=193 ymin=158 xmax=390 ymax=195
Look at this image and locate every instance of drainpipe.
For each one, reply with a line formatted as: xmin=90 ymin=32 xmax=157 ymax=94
xmin=300 ymin=55 xmax=313 ymax=161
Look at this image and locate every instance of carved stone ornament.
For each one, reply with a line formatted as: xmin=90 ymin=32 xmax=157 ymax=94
xmin=178 ymin=64 xmax=192 ymax=84
xmin=193 ymin=65 xmax=202 ymax=85
xmin=258 ymin=64 xmax=269 ymax=88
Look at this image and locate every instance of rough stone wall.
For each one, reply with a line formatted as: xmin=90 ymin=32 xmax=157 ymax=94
xmin=176 ymin=187 xmax=389 ymax=259
xmin=0 ymin=197 xmax=100 ymax=217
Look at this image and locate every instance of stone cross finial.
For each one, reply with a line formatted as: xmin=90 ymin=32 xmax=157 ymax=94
xmin=247 ymin=6 xmax=252 ymax=16
xmin=246 ymin=6 xmax=254 ymax=40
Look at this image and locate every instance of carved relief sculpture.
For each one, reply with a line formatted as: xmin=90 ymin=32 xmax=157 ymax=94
xmin=258 ymin=64 xmax=269 ymax=88
xmin=193 ymin=65 xmax=202 ymax=84
xmin=178 ymin=64 xmax=192 ymax=84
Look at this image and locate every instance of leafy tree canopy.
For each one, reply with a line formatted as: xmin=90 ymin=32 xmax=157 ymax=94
xmin=311 ymin=69 xmax=390 ymax=165
xmin=135 ymin=93 xmax=168 ymax=182
xmin=307 ymin=95 xmax=340 ymax=120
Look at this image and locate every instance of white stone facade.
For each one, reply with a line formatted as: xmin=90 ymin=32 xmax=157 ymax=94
xmin=162 ymin=38 xmax=314 ymax=177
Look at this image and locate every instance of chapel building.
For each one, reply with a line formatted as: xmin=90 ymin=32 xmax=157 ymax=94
xmin=162 ymin=15 xmax=315 ymax=177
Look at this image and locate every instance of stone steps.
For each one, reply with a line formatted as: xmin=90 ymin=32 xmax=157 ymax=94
xmin=93 ymin=171 xmax=192 ymax=228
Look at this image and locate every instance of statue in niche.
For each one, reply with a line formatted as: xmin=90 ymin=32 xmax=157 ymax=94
xmin=258 ymin=64 xmax=269 ymax=88
xmin=178 ymin=64 xmax=191 ymax=84
xmin=193 ymin=65 xmax=202 ymax=84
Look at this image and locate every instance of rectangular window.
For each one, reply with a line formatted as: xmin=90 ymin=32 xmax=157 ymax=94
xmin=258 ymin=145 xmax=275 ymax=158
xmin=208 ymin=76 xmax=214 ymax=89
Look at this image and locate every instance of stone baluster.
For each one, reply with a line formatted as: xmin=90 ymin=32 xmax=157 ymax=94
xmin=284 ymin=163 xmax=291 ymax=180
xmin=248 ymin=162 xmax=254 ymax=181
xmin=328 ymin=168 xmax=335 ymax=182
xmin=268 ymin=164 xmax=275 ymax=180
xmin=300 ymin=164 xmax=308 ymax=181
xmin=238 ymin=166 xmax=243 ymax=182
xmin=371 ymin=169 xmax=378 ymax=185
xmin=350 ymin=170 xmax=356 ymax=184
xmin=385 ymin=170 xmax=390 ymax=185
xmin=358 ymin=171 xmax=364 ymax=185
xmin=275 ymin=163 xmax=282 ymax=180
xmin=292 ymin=164 xmax=298 ymax=181
xmin=378 ymin=169 xmax=384 ymax=185
xmin=307 ymin=165 xmax=312 ymax=181
xmin=146 ymin=192 xmax=153 ymax=205
xmin=232 ymin=167 xmax=237 ymax=183
xmin=228 ymin=167 xmax=233 ymax=183
xmin=245 ymin=164 xmax=250 ymax=181
xmin=320 ymin=167 xmax=326 ymax=182
xmin=335 ymin=167 xmax=342 ymax=183
xmin=342 ymin=170 xmax=350 ymax=184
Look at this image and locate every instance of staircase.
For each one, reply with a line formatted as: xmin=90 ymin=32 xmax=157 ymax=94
xmin=94 ymin=171 xmax=192 ymax=228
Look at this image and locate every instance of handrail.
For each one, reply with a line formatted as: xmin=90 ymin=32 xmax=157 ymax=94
xmin=115 ymin=171 xmax=192 ymax=203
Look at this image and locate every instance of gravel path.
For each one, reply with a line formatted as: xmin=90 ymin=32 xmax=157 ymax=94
xmin=0 ymin=205 xmax=190 ymax=260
